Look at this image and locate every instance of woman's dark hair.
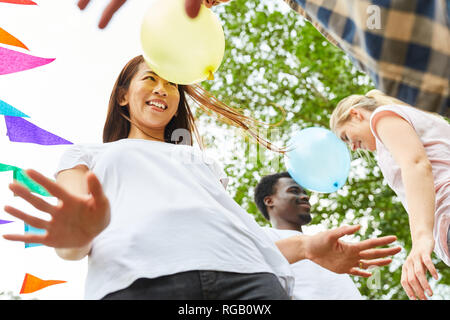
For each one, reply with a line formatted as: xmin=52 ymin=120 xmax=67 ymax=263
xmin=254 ymin=172 xmax=292 ymax=220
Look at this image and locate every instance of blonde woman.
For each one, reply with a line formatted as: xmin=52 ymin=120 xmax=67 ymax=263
xmin=330 ymin=90 xmax=450 ymax=300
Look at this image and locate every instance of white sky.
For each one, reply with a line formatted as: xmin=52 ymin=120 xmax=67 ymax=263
xmin=0 ymin=0 xmax=167 ymax=300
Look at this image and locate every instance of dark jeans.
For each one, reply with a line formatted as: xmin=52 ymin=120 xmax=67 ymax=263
xmin=101 ymin=270 xmax=290 ymax=300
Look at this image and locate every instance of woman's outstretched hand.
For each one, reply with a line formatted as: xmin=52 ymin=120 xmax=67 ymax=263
xmin=306 ymin=225 xmax=402 ymax=277
xmin=2 ymin=169 xmax=110 ymax=249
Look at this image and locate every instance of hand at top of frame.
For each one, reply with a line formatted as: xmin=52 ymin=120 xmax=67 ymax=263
xmin=77 ymin=0 xmax=232 ymax=29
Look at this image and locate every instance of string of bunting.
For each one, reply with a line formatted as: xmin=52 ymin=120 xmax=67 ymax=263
xmin=1 ymin=0 xmax=70 ymax=295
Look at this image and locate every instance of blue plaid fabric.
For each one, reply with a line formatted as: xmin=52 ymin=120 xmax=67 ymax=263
xmin=283 ymin=0 xmax=450 ymax=117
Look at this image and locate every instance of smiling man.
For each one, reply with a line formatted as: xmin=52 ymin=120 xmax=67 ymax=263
xmin=254 ymin=172 xmax=363 ymax=300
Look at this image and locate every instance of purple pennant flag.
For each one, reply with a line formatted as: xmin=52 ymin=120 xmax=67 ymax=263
xmin=4 ymin=116 xmax=72 ymax=145
xmin=0 ymin=219 xmax=13 ymax=225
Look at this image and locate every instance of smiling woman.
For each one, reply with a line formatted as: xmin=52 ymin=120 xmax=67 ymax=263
xmin=2 ymin=54 xmax=402 ymax=300
xmin=107 ymin=60 xmax=184 ymax=144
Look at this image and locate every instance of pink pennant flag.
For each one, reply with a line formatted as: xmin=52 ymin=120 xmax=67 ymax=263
xmin=0 ymin=47 xmax=54 ymax=75
xmin=0 ymin=0 xmax=37 ymax=5
xmin=5 ymin=116 xmax=73 ymax=145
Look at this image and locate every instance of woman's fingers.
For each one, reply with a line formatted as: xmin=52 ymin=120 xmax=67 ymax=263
xmin=402 ymin=259 xmax=431 ymax=300
xmin=86 ymin=172 xmax=107 ymax=206
xmin=3 ymin=204 xmax=49 ymax=246
xmin=3 ymin=233 xmax=47 ymax=245
xmin=401 ymin=266 xmax=417 ymax=300
xmin=422 ymin=254 xmax=439 ymax=280
xmin=4 ymin=205 xmax=49 ymax=230
xmin=8 ymin=182 xmax=56 ymax=215
xmin=414 ymin=258 xmax=433 ymax=298
xmin=408 ymin=263 xmax=427 ymax=300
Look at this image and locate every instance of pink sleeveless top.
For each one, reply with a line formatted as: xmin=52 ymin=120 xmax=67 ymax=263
xmin=370 ymin=105 xmax=450 ymax=266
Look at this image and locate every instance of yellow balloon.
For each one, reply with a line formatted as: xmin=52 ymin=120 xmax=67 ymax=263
xmin=140 ymin=0 xmax=225 ymax=85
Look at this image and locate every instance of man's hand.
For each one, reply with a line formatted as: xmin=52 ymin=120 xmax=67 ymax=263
xmin=305 ymin=225 xmax=402 ymax=277
xmin=401 ymin=235 xmax=438 ymax=300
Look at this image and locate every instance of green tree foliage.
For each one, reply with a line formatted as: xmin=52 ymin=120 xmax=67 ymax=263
xmin=197 ymin=0 xmax=449 ymax=299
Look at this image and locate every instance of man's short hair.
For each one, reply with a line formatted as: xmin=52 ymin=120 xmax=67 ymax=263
xmin=254 ymin=172 xmax=292 ymax=221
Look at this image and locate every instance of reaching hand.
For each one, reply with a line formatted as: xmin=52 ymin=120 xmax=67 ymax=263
xmin=401 ymin=235 xmax=438 ymax=300
xmin=306 ymin=225 xmax=402 ymax=277
xmin=77 ymin=0 xmax=127 ymax=29
xmin=77 ymin=0 xmax=232 ymax=29
xmin=2 ymin=169 xmax=110 ymax=249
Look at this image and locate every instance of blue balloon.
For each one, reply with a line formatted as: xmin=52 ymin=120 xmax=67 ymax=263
xmin=285 ymin=127 xmax=351 ymax=193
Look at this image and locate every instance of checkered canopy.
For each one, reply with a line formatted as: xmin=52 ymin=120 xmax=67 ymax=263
xmin=284 ymin=0 xmax=450 ymax=117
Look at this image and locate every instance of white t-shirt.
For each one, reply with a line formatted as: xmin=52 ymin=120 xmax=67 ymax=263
xmin=55 ymin=139 xmax=294 ymax=300
xmin=262 ymin=227 xmax=362 ymax=300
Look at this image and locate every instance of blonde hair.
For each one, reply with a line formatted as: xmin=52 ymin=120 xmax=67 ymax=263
xmin=329 ymin=89 xmax=410 ymax=133
xmin=185 ymin=84 xmax=286 ymax=153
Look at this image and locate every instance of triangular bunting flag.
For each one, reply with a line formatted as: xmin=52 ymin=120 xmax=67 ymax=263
xmin=20 ymin=273 xmax=66 ymax=294
xmin=0 ymin=47 xmax=54 ymax=75
xmin=0 ymin=27 xmax=29 ymax=50
xmin=0 ymin=162 xmax=16 ymax=172
xmin=0 ymin=219 xmax=13 ymax=224
xmin=5 ymin=116 xmax=72 ymax=145
xmin=0 ymin=162 xmax=52 ymax=197
xmin=24 ymin=223 xmax=45 ymax=248
xmin=0 ymin=99 xmax=30 ymax=117
xmin=0 ymin=0 xmax=37 ymax=5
